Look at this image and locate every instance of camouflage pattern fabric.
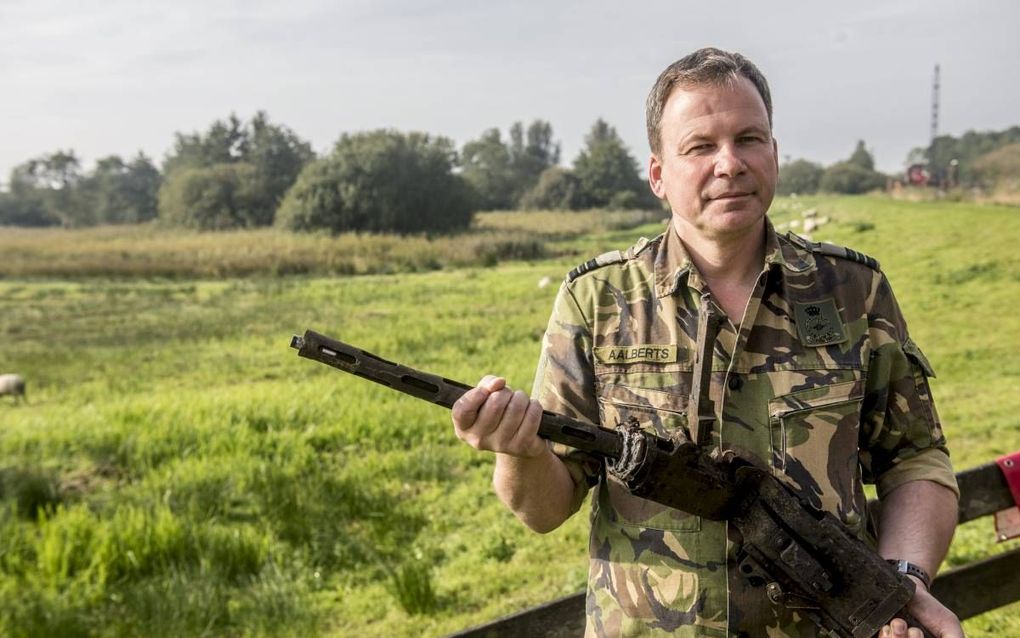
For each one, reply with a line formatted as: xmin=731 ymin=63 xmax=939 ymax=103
xmin=531 ymin=218 xmax=957 ymax=637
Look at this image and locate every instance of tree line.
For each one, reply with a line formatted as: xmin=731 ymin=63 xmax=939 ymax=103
xmin=778 ymin=141 xmax=886 ymax=196
xmin=0 ymin=113 xmax=655 ymax=233
xmin=5 ymin=116 xmax=1016 ymax=232
xmin=780 ymin=127 xmax=1020 ymax=196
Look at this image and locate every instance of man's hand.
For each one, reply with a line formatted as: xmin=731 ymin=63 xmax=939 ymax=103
xmin=452 ymin=375 xmax=577 ymax=533
xmin=880 ymin=579 xmax=964 ymax=638
xmin=451 ymin=375 xmax=546 ymax=459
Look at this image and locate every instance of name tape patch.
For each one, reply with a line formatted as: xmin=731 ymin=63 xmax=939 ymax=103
xmin=593 ymin=344 xmax=679 ymax=365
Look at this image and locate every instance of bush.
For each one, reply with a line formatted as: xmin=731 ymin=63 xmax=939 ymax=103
xmin=778 ymin=159 xmax=824 ymax=196
xmin=157 ymin=163 xmax=263 ymax=230
xmin=276 ymin=130 xmax=475 ymax=234
xmin=518 ymin=167 xmax=581 ymax=210
xmin=159 ymin=112 xmax=313 ymax=230
xmin=819 ymin=162 xmax=887 ymax=194
xmin=972 ymin=143 xmax=1020 ymax=185
xmin=0 ymin=192 xmax=61 ymax=227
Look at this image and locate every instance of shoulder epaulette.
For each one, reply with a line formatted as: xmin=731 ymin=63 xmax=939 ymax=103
xmin=785 ymin=231 xmax=881 ymax=271
xmin=566 ymin=237 xmax=652 ymax=282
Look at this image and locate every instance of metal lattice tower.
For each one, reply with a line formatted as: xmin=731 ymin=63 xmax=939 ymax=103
xmin=931 ymin=64 xmax=940 ymax=146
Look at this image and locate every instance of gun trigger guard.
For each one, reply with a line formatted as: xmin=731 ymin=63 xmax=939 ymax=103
xmin=740 ymin=555 xmax=822 ymax=612
xmin=768 ymin=585 xmax=821 ymax=611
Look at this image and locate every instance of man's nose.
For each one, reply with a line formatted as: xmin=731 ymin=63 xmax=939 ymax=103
xmin=713 ymin=144 xmax=746 ymax=177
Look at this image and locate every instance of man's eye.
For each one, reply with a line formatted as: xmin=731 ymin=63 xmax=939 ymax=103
xmin=686 ymin=144 xmax=711 ymax=153
xmin=738 ymin=136 xmax=763 ymax=144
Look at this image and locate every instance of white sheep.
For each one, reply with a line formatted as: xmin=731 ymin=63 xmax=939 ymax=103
xmin=0 ymin=374 xmax=26 ymax=403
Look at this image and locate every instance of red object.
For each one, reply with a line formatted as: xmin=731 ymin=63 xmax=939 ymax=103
xmin=996 ymin=452 xmax=1020 ymax=507
xmin=995 ymin=452 xmax=1020 ymax=542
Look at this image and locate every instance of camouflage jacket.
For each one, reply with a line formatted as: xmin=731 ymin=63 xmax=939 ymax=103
xmin=531 ymin=219 xmax=957 ymax=637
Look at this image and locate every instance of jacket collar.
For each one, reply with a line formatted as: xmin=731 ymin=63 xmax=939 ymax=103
xmin=653 ymin=217 xmax=814 ymax=298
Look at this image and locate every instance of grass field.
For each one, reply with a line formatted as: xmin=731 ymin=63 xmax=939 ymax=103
xmin=1 ymin=197 xmax=1018 ymax=636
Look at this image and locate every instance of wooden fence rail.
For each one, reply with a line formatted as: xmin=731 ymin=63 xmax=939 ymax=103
xmin=449 ymin=460 xmax=1020 ymax=637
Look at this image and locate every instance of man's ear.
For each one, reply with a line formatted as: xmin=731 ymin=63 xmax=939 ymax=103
xmin=772 ymin=138 xmax=779 ymax=171
xmin=648 ymin=154 xmax=666 ymax=199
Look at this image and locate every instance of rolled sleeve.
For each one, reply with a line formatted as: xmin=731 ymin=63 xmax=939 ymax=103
xmin=860 ymin=274 xmax=955 ymax=494
xmin=531 ymin=282 xmax=602 ymax=513
xmin=876 ymin=447 xmax=959 ymax=500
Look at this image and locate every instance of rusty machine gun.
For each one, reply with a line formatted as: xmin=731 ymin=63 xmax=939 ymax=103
xmin=290 ymin=328 xmax=934 ymax=638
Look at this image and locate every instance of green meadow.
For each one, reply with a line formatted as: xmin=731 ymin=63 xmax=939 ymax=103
xmin=1 ymin=197 xmax=1018 ymax=636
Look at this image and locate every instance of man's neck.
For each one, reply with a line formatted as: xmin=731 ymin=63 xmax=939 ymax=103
xmin=673 ymin=217 xmax=767 ymax=320
xmin=675 ymin=218 xmax=767 ymax=285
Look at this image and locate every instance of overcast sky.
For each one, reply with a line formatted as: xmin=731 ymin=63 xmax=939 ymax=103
xmin=2 ymin=0 xmax=1017 ymax=184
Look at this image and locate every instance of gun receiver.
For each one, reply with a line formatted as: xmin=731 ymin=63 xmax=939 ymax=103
xmin=291 ymin=329 xmax=933 ymax=638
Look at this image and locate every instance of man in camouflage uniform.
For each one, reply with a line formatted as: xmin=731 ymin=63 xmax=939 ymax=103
xmin=452 ymin=48 xmax=962 ymax=638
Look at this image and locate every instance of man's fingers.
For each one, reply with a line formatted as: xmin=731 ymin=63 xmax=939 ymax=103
xmin=479 ymin=375 xmax=506 ymax=392
xmin=451 ymin=378 xmax=544 ymax=458
xmin=514 ymin=399 xmax=547 ymax=457
xmin=452 ymin=386 xmax=492 ymax=431
xmin=451 ymin=376 xmax=506 ymax=431
xmin=883 ymin=618 xmax=907 ymax=637
xmin=474 ymin=387 xmax=514 ymax=437
xmin=493 ymin=390 xmax=530 ymax=448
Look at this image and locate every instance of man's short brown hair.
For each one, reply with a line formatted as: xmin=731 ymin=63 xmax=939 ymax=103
xmin=646 ymin=47 xmax=773 ymax=155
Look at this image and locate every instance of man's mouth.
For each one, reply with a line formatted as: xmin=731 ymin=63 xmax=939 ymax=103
xmin=710 ymin=191 xmax=752 ymax=200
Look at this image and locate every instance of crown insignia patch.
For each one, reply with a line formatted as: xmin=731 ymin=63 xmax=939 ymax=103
xmin=794 ymin=299 xmax=848 ymax=347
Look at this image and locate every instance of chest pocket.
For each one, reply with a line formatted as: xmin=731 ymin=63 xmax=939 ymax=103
xmin=768 ymin=379 xmax=866 ymax=530
xmin=596 ymin=383 xmax=700 ymax=532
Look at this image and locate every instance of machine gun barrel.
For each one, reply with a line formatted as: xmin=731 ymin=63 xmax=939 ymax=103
xmin=291 ymin=329 xmax=624 ymax=460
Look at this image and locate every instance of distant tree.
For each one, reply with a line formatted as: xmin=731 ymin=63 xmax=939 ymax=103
xmin=78 ymin=153 xmax=161 ymax=224
xmin=510 ymin=120 xmax=560 ymax=197
xmin=158 ymin=163 xmax=261 ymax=230
xmin=6 ymin=151 xmax=84 ymax=226
xmin=0 ymin=191 xmax=56 ymax=227
xmin=972 ymin=142 xmax=1020 ymax=186
xmin=518 ymin=167 xmax=581 ymax=210
xmin=159 ymin=111 xmax=313 ymax=228
xmin=461 ymin=120 xmax=561 ymax=210
xmin=276 ymin=130 xmax=474 ymax=234
xmin=460 ymin=128 xmax=516 ymax=210
xmin=164 ymin=115 xmax=247 ymax=174
xmin=244 ymin=112 xmax=316 ymax=214
xmin=818 ymin=141 xmax=886 ymax=195
xmin=572 ymin=119 xmax=652 ymax=209
xmin=121 ymin=154 xmax=163 ymax=222
xmin=847 ymin=140 xmax=875 ymax=171
xmin=777 ymin=159 xmax=824 ymax=196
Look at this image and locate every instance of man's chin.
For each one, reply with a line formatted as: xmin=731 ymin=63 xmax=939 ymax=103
xmin=705 ymin=194 xmax=760 ymax=210
xmin=699 ymin=209 xmax=766 ymax=239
